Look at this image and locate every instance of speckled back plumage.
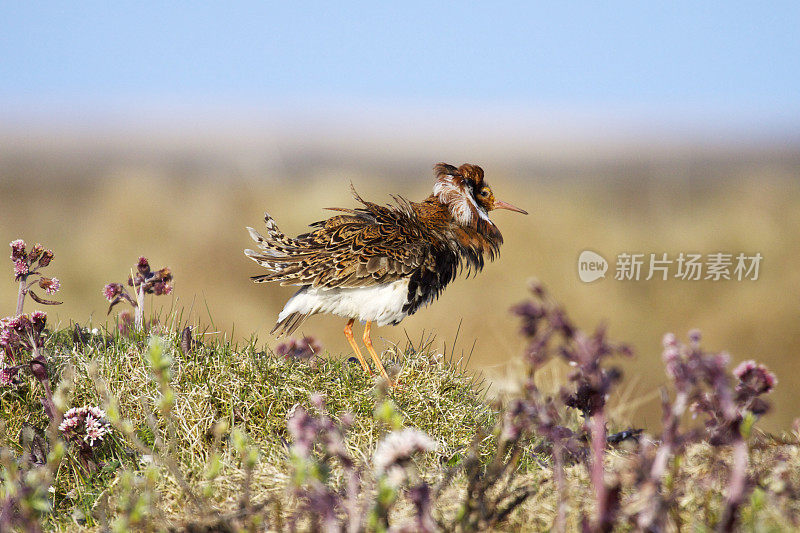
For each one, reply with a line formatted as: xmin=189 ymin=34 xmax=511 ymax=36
xmin=245 ymin=163 xmax=509 ymax=336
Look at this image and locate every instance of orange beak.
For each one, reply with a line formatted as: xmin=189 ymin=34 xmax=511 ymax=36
xmin=494 ymin=199 xmax=528 ymax=215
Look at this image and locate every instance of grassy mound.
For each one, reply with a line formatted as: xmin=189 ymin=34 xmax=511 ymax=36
xmin=3 ymin=325 xmax=498 ymax=530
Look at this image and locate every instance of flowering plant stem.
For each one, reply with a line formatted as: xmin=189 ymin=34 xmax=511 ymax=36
xmin=135 ymin=284 xmax=145 ymax=331
xmin=16 ymin=278 xmax=26 ymax=316
xmin=590 ymin=411 xmax=607 ymax=528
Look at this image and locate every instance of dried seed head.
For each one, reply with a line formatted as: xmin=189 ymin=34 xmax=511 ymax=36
xmin=37 ymin=249 xmax=54 ymax=268
xmin=28 ymin=243 xmax=43 ymax=264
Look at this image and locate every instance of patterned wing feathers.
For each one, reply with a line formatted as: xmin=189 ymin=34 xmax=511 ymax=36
xmin=245 ymin=198 xmax=430 ymax=289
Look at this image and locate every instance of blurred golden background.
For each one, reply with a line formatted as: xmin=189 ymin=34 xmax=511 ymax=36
xmin=2 ymin=126 xmax=799 ymax=432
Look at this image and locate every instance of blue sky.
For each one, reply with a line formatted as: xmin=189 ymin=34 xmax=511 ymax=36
xmin=2 ymin=2 xmax=799 ymax=123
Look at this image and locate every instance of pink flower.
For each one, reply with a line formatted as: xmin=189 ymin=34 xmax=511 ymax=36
xmin=31 ymin=311 xmax=46 ymax=328
xmin=0 ymin=367 xmax=19 ymax=386
xmin=13 ymin=260 xmax=28 ymax=277
xmin=84 ymin=414 xmax=109 ymax=445
xmin=117 ymin=310 xmax=134 ymax=333
xmin=59 ymin=417 xmax=79 ymax=431
xmin=662 ymin=346 xmax=681 ymax=380
xmin=733 ymin=360 xmax=777 ymax=394
xmin=662 ymin=332 xmax=677 ymax=348
xmin=8 ymin=315 xmax=26 ymax=332
xmin=103 ymin=283 xmax=123 ymax=301
xmin=9 ymin=239 xmax=26 ymax=261
xmin=58 ymin=406 xmax=111 ymax=447
xmin=732 ymin=360 xmax=756 ymax=378
xmin=39 ymin=277 xmax=61 ymax=295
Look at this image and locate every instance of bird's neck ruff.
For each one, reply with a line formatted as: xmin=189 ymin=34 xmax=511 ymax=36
xmin=412 ymin=196 xmax=503 ymax=279
xmin=432 ymin=172 xmax=494 ymax=228
xmin=425 ymin=164 xmax=503 ymax=274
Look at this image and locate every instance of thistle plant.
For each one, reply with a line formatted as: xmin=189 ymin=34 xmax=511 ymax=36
xmin=103 ymin=256 xmax=173 ymax=332
xmin=9 ymin=239 xmax=61 ymax=316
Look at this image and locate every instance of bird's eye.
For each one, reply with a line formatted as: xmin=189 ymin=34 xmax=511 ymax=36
xmin=479 ymin=188 xmax=490 ymax=198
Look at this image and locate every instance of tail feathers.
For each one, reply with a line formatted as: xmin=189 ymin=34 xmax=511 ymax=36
xmin=259 ymin=212 xmax=299 ymax=249
xmin=246 ymin=212 xmax=303 ymax=253
xmin=270 ymin=311 xmax=310 ymax=337
xmin=245 ymin=212 xmax=311 ymax=279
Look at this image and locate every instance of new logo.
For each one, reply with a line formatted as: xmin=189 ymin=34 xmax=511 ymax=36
xmin=578 ymin=250 xmax=608 ymax=283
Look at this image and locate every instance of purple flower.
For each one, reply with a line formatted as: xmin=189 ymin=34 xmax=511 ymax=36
xmin=276 ymin=336 xmax=323 ymax=361
xmin=0 ymin=327 xmax=12 ymax=347
xmin=125 ymin=260 xmax=173 ymax=295
xmin=137 ymin=256 xmax=150 ymax=275
xmin=103 ymin=283 xmax=124 ymax=301
xmin=152 ymin=281 xmax=173 ymax=296
xmin=510 ymin=301 xmax=545 ymax=336
xmin=39 ymin=277 xmax=61 ymax=295
xmin=287 ymin=405 xmax=318 ymax=457
xmin=9 ymin=239 xmax=26 ymax=261
xmin=27 ymin=243 xmax=43 ymax=263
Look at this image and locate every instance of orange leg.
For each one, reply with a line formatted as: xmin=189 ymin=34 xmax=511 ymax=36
xmin=344 ymin=319 xmax=372 ymax=375
xmin=363 ymin=321 xmax=393 ymax=385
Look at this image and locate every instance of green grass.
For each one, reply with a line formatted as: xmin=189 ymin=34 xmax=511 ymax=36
xmin=3 ymin=323 xmax=800 ymax=531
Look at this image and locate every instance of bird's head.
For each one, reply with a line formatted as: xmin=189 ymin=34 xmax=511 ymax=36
xmin=432 ymin=162 xmax=528 ymax=227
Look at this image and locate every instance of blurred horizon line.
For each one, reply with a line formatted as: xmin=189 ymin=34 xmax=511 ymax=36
xmin=2 ymin=101 xmax=799 ymax=183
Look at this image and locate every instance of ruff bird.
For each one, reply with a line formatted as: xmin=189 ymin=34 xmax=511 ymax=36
xmin=245 ymin=163 xmax=527 ymax=384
